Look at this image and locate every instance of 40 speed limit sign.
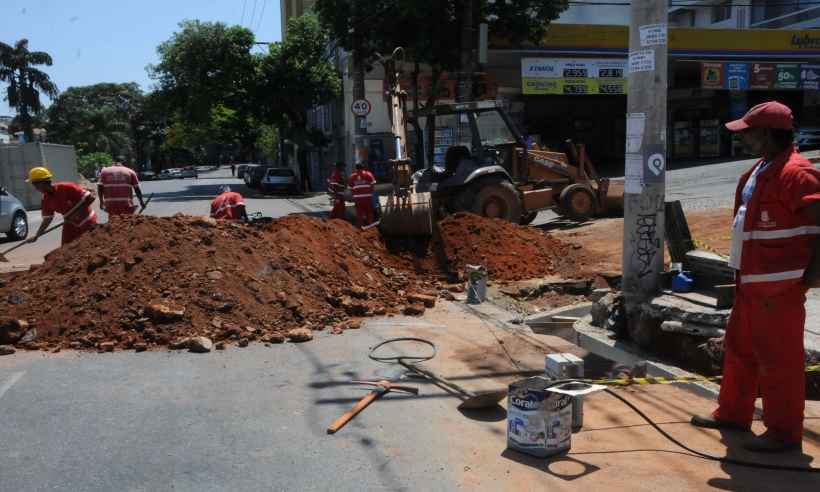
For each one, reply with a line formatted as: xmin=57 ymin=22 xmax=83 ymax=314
xmin=351 ymin=98 xmax=372 ymax=117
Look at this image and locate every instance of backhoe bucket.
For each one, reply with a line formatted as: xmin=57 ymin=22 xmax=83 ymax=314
xmin=379 ymin=191 xmax=434 ymax=237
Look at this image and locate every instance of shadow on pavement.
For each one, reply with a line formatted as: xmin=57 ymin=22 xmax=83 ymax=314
xmin=458 ymin=404 xmax=507 ymax=423
xmin=500 ymin=448 xmax=602 ymax=480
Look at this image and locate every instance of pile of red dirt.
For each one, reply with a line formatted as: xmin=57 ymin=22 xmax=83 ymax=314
xmin=0 ymin=214 xmax=439 ymax=352
xmin=436 ymin=212 xmax=582 ymax=282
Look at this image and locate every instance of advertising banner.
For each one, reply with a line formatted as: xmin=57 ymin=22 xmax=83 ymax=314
xmin=701 ymin=62 xmax=724 ymax=89
xmin=775 ymin=63 xmax=801 ymax=89
xmin=750 ymin=63 xmax=776 ymax=90
xmin=802 ymin=64 xmax=820 ymax=90
xmin=725 ymin=63 xmax=749 ymax=91
xmin=522 ymin=58 xmax=628 ymax=95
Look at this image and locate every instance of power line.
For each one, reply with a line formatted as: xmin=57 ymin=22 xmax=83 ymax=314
xmin=255 ymin=0 xmax=268 ymax=33
xmin=249 ymin=0 xmax=259 ymax=29
xmin=567 ymin=1 xmax=820 ymax=7
xmin=240 ymin=0 xmax=248 ymax=26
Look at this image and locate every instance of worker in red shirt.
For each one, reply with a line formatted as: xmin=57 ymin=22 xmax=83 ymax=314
xmin=327 ymin=161 xmax=347 ymax=220
xmin=347 ymin=162 xmax=376 ymax=227
xmin=25 ymin=167 xmax=97 ymax=245
xmin=210 ymin=185 xmax=248 ymax=221
xmin=691 ymin=101 xmax=820 ymax=453
xmin=98 ymin=159 xmax=145 ymax=216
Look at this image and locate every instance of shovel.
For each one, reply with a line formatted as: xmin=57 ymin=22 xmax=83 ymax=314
xmin=1 ymin=194 xmax=154 ymax=262
xmin=399 ymin=361 xmax=506 ymax=410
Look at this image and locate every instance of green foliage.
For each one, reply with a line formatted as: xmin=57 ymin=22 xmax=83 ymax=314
xmin=256 ymin=14 xmax=341 ymax=134
xmin=256 ymin=125 xmax=279 ymax=162
xmin=46 ymin=83 xmax=142 ymax=158
xmin=77 ymin=152 xmax=112 ymax=179
xmin=0 ymin=39 xmax=58 ymax=141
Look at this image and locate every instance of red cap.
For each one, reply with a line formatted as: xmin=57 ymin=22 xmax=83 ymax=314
xmin=725 ymin=101 xmax=793 ymax=132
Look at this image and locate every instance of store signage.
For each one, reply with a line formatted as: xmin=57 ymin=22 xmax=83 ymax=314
xmin=775 ymin=64 xmax=801 ymax=89
xmin=802 ymin=64 xmax=820 ymax=90
xmin=701 ymin=62 xmax=724 ymax=89
xmin=725 ymin=63 xmax=749 ymax=91
xmin=750 ymin=63 xmax=776 ymax=90
xmin=521 ymin=58 xmax=628 ymax=95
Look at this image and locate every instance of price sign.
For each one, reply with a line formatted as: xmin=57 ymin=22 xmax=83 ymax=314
xmin=351 ymin=99 xmax=372 ymax=117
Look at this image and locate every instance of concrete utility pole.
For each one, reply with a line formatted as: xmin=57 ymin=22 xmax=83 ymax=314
xmin=352 ymin=4 xmax=367 ymax=169
xmin=622 ymin=1 xmax=668 ymax=322
xmin=456 ymin=0 xmax=477 ymax=102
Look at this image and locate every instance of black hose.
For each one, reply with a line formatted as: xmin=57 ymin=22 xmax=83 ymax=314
xmin=368 ymin=337 xmax=437 ymax=364
xmin=604 ymin=389 xmax=819 ymax=473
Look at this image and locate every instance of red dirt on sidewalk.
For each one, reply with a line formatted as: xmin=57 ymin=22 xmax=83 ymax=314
xmin=436 ymin=212 xmax=583 ymax=282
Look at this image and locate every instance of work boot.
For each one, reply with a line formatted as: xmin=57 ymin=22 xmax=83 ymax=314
xmin=690 ymin=414 xmax=751 ymax=432
xmin=743 ymin=432 xmax=802 ymax=453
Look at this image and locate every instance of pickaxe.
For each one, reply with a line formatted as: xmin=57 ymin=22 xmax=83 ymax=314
xmin=326 ymin=379 xmax=418 ymax=434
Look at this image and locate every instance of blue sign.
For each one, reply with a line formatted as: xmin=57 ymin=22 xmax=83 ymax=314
xmin=802 ymin=64 xmax=820 ymax=90
xmin=725 ymin=63 xmax=749 ymax=91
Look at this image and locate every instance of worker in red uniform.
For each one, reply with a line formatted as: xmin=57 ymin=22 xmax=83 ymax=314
xmin=210 ymin=185 xmax=248 ymax=221
xmin=25 ymin=167 xmax=97 ymax=246
xmin=97 ymin=159 xmax=145 ymax=216
xmin=347 ymin=162 xmax=376 ymax=227
xmin=327 ymin=161 xmax=347 ymax=220
xmin=691 ymin=101 xmax=820 ymax=453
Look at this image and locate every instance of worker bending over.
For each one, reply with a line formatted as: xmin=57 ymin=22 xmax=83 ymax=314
xmin=327 ymin=161 xmax=347 ymax=220
xmin=691 ymin=101 xmax=820 ymax=453
xmin=26 ymin=166 xmax=97 ymax=245
xmin=210 ymin=185 xmax=248 ymax=221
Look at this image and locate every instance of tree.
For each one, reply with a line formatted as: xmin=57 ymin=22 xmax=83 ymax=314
xmin=46 ymin=83 xmax=144 ymax=159
xmin=77 ymin=152 xmax=112 ymax=179
xmin=256 ymin=125 xmax=279 ymax=163
xmin=255 ymin=14 xmax=341 ymax=144
xmin=0 ymin=39 xmax=58 ymax=141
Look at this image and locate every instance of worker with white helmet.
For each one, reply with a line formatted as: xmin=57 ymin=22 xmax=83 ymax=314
xmin=210 ymin=185 xmax=248 ymax=221
xmin=26 ymin=166 xmax=97 ymax=245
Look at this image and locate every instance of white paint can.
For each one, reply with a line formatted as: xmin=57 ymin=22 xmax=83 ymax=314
xmin=507 ymin=376 xmax=572 ymax=458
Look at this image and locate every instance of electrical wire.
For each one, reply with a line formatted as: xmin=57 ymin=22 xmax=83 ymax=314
xmin=604 ymin=388 xmax=820 ymax=473
xmin=240 ymin=0 xmax=248 ymax=27
xmin=255 ymin=0 xmax=268 ymax=33
xmin=249 ymin=0 xmax=259 ymax=29
xmin=567 ymin=1 xmax=820 ymax=7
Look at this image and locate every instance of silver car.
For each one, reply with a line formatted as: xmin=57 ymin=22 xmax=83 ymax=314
xmin=0 ymin=185 xmax=28 ymax=240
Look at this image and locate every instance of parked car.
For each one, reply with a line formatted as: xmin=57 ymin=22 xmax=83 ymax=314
xmin=261 ymin=168 xmax=299 ymax=195
xmin=139 ymin=170 xmax=156 ymax=181
xmin=0 ymin=185 xmax=28 ymax=240
xmin=242 ymin=164 xmax=261 ymax=187
xmin=158 ymin=169 xmax=180 ymax=180
xmin=796 ymin=127 xmax=820 ymax=151
xmin=235 ymin=164 xmax=251 ymax=180
xmin=247 ymin=165 xmax=270 ymax=189
xmin=178 ymin=166 xmax=199 ymax=179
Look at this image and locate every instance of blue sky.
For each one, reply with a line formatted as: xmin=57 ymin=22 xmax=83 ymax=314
xmin=0 ymin=0 xmax=282 ymax=116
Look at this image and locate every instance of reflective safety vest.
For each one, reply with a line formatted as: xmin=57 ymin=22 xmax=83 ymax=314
xmin=210 ymin=192 xmax=246 ymax=220
xmin=348 ymin=170 xmax=375 ymax=199
xmin=732 ymin=145 xmax=820 ymax=296
xmin=327 ymin=169 xmax=345 ymax=198
xmin=99 ymin=165 xmax=139 ymax=210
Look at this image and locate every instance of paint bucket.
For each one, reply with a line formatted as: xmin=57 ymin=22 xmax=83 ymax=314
xmin=507 ymin=376 xmax=572 ymax=458
xmin=466 ymin=264 xmax=487 ymax=304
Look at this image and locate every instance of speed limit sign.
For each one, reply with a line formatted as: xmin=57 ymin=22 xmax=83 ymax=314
xmin=351 ymin=98 xmax=372 ymax=117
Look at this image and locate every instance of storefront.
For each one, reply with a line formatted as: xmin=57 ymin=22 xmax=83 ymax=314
xmin=489 ymin=24 xmax=820 ymax=173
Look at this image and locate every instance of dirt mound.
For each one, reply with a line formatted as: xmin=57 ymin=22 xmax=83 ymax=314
xmin=437 ymin=213 xmax=581 ymax=282
xmin=0 ymin=214 xmax=437 ymax=352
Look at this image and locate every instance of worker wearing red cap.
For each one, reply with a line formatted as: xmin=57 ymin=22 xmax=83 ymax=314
xmin=98 ymin=160 xmax=145 ymax=216
xmin=691 ymin=101 xmax=820 ymax=452
xmin=347 ymin=162 xmax=376 ymax=227
xmin=26 ymin=166 xmax=97 ymax=246
xmin=327 ymin=161 xmax=347 ymax=220
xmin=210 ymin=185 xmax=248 ymax=221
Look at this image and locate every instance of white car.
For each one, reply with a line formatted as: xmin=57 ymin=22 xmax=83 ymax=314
xmin=261 ymin=168 xmax=299 ymax=195
xmin=0 ymin=185 xmax=28 ymax=240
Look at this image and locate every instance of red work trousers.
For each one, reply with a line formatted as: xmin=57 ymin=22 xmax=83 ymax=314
xmin=353 ymin=197 xmax=374 ymax=227
xmin=61 ymin=219 xmax=96 ymax=246
xmin=105 ymin=205 xmax=136 ymax=216
xmin=330 ymin=197 xmax=346 ymax=220
xmin=714 ymin=284 xmax=806 ymax=443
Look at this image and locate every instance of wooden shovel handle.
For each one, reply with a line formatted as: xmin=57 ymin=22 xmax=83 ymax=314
xmin=327 ymin=390 xmax=382 ymax=434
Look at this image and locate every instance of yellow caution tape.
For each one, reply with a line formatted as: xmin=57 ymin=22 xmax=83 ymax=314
xmin=586 ymin=364 xmax=820 ymax=387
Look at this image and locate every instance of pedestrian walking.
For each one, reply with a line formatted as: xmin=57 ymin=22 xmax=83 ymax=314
xmin=230 ymin=163 xmax=236 ymax=177
xmin=691 ymin=101 xmax=820 ymax=452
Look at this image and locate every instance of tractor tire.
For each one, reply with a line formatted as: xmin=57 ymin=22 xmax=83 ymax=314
xmin=519 ymin=210 xmax=538 ymax=225
xmin=559 ymin=184 xmax=596 ymax=221
xmin=471 ymin=179 xmax=523 ymax=223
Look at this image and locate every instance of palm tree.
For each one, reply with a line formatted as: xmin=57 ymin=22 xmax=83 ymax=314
xmin=0 ymin=39 xmax=58 ymax=142
xmin=78 ymin=106 xmax=132 ymax=157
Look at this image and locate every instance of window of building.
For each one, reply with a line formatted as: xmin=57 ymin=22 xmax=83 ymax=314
xmin=712 ymin=1 xmax=732 ymax=23
xmin=670 ymin=9 xmax=695 ymax=27
xmin=752 ymin=0 xmax=809 ymax=24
